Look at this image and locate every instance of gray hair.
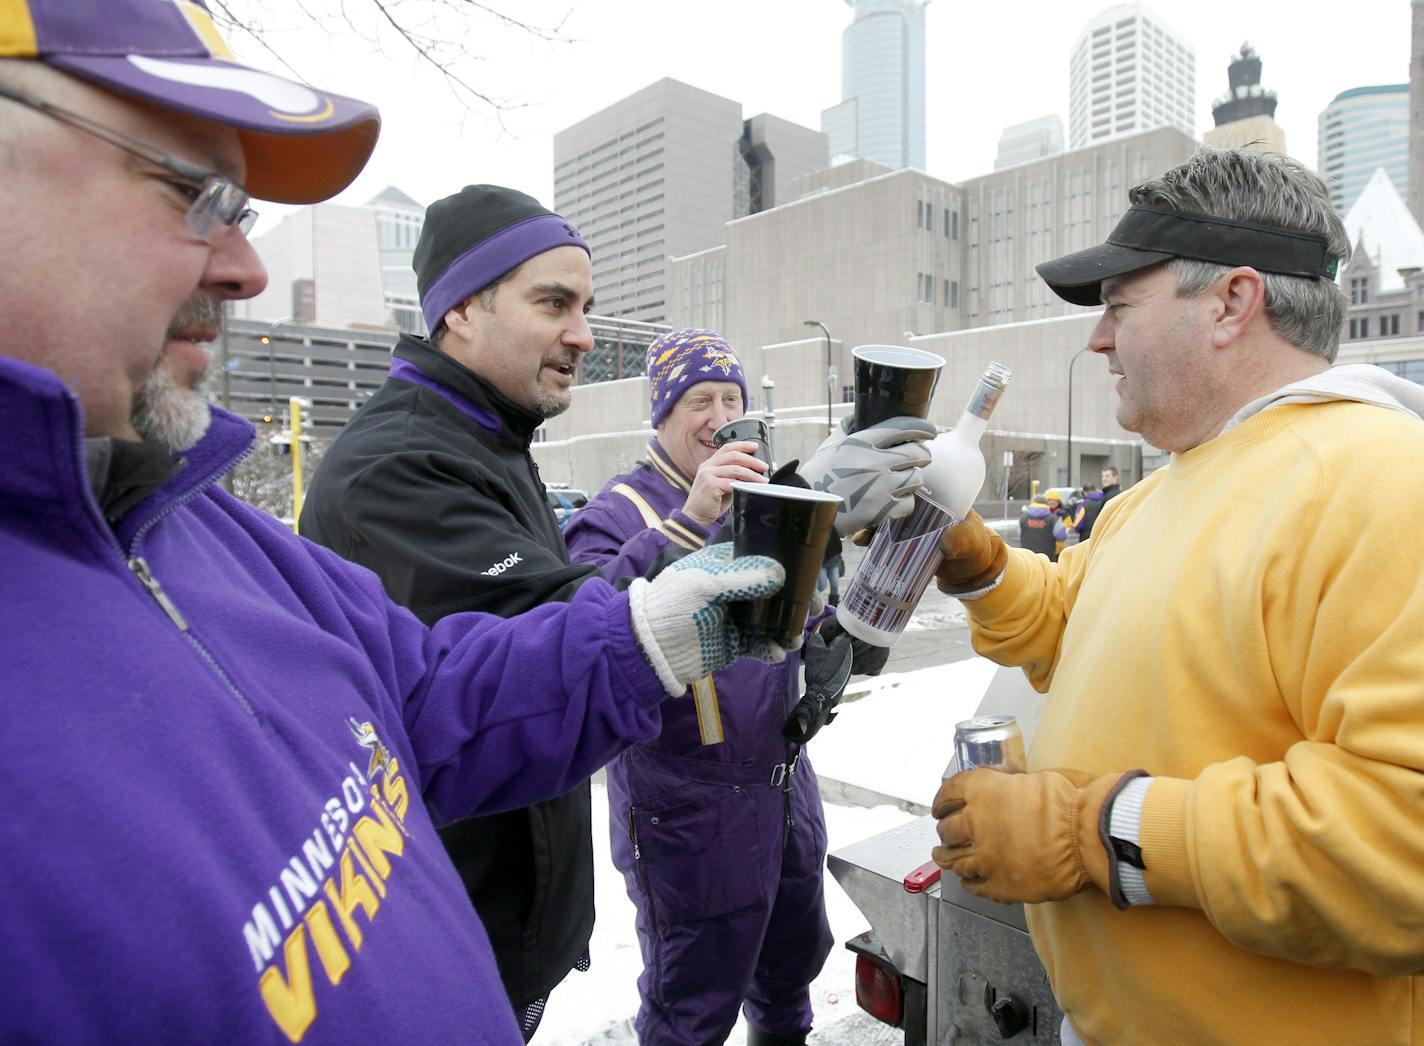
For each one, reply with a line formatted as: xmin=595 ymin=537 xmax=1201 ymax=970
xmin=1129 ymin=147 xmax=1350 ymax=361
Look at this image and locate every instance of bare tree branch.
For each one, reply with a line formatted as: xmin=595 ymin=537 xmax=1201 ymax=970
xmin=209 ymin=0 xmax=577 ymax=118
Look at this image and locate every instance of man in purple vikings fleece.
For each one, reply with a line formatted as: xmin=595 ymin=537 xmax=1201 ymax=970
xmin=564 ymin=330 xmax=839 ymax=1046
xmin=0 ymin=5 xmax=789 ymax=1044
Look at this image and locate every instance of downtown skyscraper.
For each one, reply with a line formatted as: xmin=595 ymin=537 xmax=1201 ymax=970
xmin=1068 ymin=3 xmax=1195 ymax=149
xmin=821 ymin=0 xmax=929 ymax=170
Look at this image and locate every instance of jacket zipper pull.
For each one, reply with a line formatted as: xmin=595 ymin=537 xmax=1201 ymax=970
xmin=128 ymin=556 xmax=189 ymax=632
xmin=628 ymin=807 xmax=641 ymax=860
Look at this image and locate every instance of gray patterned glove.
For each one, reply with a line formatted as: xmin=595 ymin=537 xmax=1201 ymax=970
xmin=800 ymin=416 xmax=937 ymax=537
xmin=628 ymin=544 xmax=788 ymax=696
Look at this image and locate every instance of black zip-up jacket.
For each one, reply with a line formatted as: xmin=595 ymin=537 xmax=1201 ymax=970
xmin=300 ymin=334 xmax=599 ymax=1009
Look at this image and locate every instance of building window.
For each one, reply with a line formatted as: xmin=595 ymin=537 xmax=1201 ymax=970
xmin=1388 ymin=314 xmax=1400 ymax=336
xmin=917 ymin=273 xmax=935 ymax=304
xmin=950 ymin=280 xmax=960 ymax=308
xmin=1348 ymin=318 xmax=1358 ymax=339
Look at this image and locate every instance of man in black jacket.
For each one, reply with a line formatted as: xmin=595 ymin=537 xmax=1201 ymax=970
xmin=301 ymin=185 xmax=605 ymax=1039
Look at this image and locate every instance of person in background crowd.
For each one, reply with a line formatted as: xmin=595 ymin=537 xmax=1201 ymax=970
xmin=1019 ymin=495 xmax=1068 ymax=561
xmin=930 ymin=147 xmax=1424 ymax=1045
xmin=0 ymin=5 xmax=787 ymax=1042
xmin=1100 ymin=465 xmax=1122 ymax=500
xmin=1070 ymin=483 xmax=1104 ymax=541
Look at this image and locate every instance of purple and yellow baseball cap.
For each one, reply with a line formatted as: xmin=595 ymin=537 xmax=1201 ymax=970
xmin=1 ymin=0 xmax=380 ymax=204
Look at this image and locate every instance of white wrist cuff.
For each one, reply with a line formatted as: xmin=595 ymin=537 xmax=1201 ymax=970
xmin=1109 ymin=776 xmax=1155 ymax=906
xmin=626 ymin=578 xmax=685 ymax=697
xmin=951 ymin=566 xmax=1007 ymax=602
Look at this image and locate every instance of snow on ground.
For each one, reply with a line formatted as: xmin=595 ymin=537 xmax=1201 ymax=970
xmin=536 ymin=654 xmax=1001 ymax=1044
xmin=821 ymin=656 xmax=999 ymax=807
xmin=536 ymin=786 xmax=918 ymax=1045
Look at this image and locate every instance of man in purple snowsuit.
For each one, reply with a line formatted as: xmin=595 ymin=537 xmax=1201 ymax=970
xmin=566 ymin=329 xmax=904 ymax=1045
xmin=0 ymin=9 xmax=789 ymax=1044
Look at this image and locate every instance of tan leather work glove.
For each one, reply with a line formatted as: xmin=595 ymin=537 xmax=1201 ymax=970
xmin=931 ymin=767 xmax=1137 ymax=905
xmin=934 ymin=510 xmax=1008 ymax=596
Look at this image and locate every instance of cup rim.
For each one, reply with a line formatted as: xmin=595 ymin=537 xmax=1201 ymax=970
xmin=731 ymin=481 xmax=842 ymax=503
xmin=851 ymin=344 xmax=946 ymax=370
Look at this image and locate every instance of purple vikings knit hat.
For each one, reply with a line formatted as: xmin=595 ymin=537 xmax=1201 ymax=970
xmin=414 ymin=184 xmax=591 ymax=334
xmin=646 ymin=329 xmax=749 ymax=427
xmin=0 ymin=0 xmax=380 ymax=204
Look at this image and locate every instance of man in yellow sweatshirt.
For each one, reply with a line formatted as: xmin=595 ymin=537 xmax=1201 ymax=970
xmin=929 ymin=147 xmax=1424 ymax=1045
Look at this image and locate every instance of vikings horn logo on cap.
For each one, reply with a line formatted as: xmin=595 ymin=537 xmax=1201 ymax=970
xmin=1 ymin=0 xmax=381 ymax=203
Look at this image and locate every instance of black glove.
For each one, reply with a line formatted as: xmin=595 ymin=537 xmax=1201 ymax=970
xmin=819 ymin=615 xmax=891 ymax=677
xmin=782 ymin=629 xmax=853 ymax=744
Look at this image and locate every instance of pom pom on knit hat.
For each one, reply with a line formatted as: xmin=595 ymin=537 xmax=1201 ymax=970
xmin=646 ymin=329 xmax=749 ymax=427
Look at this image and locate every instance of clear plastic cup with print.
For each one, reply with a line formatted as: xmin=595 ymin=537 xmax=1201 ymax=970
xmin=836 ymin=489 xmax=955 ymax=648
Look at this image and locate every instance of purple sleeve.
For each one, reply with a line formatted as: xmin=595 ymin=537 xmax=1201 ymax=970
xmin=399 ymin=578 xmax=667 ymax=823
xmin=564 ymin=495 xmax=709 ymax=580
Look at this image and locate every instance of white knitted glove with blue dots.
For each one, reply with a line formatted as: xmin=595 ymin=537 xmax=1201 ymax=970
xmin=628 ymin=544 xmax=788 ymax=696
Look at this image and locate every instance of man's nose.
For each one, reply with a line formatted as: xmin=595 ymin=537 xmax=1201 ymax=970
xmin=201 ymin=224 xmax=268 ymax=302
xmin=1087 ymin=311 xmax=1114 ymax=354
xmin=564 ymin=311 xmax=594 ymax=353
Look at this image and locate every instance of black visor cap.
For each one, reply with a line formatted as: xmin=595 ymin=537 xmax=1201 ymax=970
xmin=1036 ymin=205 xmax=1337 ymax=307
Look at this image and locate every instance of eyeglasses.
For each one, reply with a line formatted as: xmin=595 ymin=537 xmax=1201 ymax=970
xmin=0 ymin=80 xmax=257 ymax=241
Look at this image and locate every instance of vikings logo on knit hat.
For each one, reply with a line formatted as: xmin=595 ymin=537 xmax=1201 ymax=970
xmin=0 ymin=0 xmax=381 ymax=204
xmin=414 ymin=184 xmax=590 ymax=334
xmin=646 ymin=329 xmax=749 ymax=427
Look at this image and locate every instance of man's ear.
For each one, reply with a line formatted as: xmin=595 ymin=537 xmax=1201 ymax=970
xmin=1211 ymin=267 xmax=1266 ymax=349
xmin=439 ymin=296 xmax=482 ymax=349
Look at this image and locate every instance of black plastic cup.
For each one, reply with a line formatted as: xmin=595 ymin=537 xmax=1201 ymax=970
xmin=729 ymin=482 xmax=842 ymax=645
xmin=849 ymin=345 xmax=946 ymax=433
xmin=712 ymin=418 xmax=773 ymax=471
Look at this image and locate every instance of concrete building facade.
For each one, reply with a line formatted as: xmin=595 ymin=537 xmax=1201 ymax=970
xmin=821 ymin=0 xmax=928 ymax=169
xmin=554 ymin=79 xmax=826 ymax=325
xmin=1202 ymin=43 xmax=1285 ymax=155
xmin=995 ymin=116 xmax=1065 ymax=170
xmin=1318 ymin=84 xmax=1410 ymax=215
xmin=666 ymin=125 xmax=1196 ymax=409
xmin=237 ymin=187 xmax=425 ymax=334
xmin=1068 ymin=3 xmax=1195 ymax=150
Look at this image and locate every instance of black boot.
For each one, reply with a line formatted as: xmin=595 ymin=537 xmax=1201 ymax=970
xmin=745 ymin=1026 xmax=809 ymax=1046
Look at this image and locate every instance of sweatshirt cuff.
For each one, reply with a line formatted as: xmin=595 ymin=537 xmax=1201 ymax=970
xmin=1138 ymin=775 xmax=1202 ymax=909
xmin=961 ymin=546 xmax=1032 ymax=614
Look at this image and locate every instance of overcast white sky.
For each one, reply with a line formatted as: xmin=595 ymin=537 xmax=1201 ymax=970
xmin=230 ymin=0 xmax=1410 ymax=231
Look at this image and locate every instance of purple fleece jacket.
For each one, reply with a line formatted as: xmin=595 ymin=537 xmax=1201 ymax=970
xmin=0 ymin=356 xmax=668 ymax=1044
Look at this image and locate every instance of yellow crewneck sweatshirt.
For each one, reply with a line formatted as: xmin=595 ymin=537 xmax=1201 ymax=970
xmin=966 ymin=400 xmax=1424 ymax=1045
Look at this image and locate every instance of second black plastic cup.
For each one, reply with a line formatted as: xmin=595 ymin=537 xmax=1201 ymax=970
xmin=849 ymin=345 xmax=946 ymax=433
xmin=712 ymin=418 xmax=773 ymax=471
xmin=729 ymin=482 xmax=842 ymax=645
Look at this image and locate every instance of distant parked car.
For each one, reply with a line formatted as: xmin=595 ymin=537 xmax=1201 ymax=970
xmin=545 ymin=486 xmax=589 ymax=529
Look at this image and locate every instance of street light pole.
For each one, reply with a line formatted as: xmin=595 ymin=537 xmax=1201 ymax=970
xmin=1066 ymin=346 xmax=1093 ymax=487
xmin=760 ymin=373 xmax=776 ymax=465
xmin=260 ymin=316 xmax=295 ymax=423
xmin=803 ymin=320 xmax=833 ymax=435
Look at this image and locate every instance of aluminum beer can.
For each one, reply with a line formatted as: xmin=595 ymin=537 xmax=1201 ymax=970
xmin=953 ymin=715 xmax=1027 ymax=774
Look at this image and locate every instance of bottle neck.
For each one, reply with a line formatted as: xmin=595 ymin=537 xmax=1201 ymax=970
xmin=963 ymin=378 xmax=1005 ymax=422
